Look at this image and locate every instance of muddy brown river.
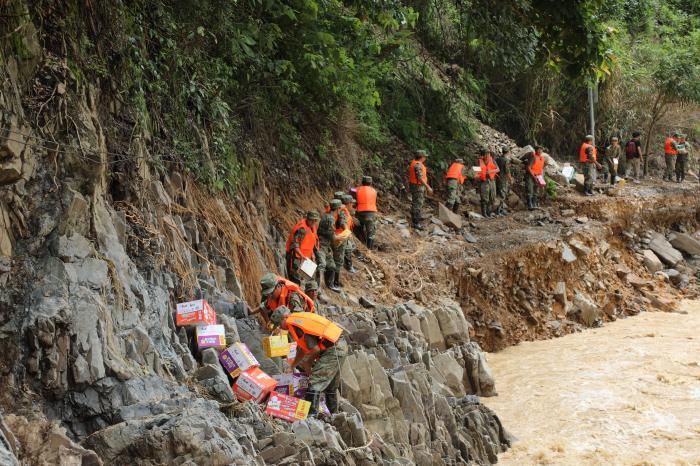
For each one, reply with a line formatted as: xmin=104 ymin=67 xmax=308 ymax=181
xmin=483 ymin=301 xmax=700 ymax=465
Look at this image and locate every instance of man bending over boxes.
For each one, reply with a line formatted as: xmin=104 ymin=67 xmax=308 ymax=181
xmin=270 ymin=306 xmax=348 ymax=417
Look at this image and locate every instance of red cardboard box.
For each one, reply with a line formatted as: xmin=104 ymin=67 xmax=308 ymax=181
xmin=176 ymin=299 xmax=217 ymax=327
xmin=232 ymin=367 xmax=277 ymax=403
xmin=265 ymin=392 xmax=311 ymax=422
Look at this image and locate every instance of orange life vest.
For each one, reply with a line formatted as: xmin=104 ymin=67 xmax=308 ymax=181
xmin=285 ymin=219 xmax=318 ymax=259
xmin=445 ymin=163 xmax=466 ymax=184
xmin=579 ymin=143 xmax=597 ymax=163
xmin=356 ymin=186 xmax=377 ymax=212
xmin=665 ymin=137 xmax=677 ymax=155
xmin=530 ymin=153 xmax=545 ymax=176
xmin=478 ymin=158 xmax=498 ymax=181
xmin=266 ymin=278 xmax=316 ymax=313
xmin=408 ymin=160 xmax=428 ymax=185
xmin=286 ymin=312 xmax=343 ymax=353
xmin=335 ymin=206 xmax=352 ymax=234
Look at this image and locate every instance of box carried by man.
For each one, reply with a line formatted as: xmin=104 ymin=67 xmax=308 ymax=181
xmin=176 ymin=299 xmax=217 ymax=327
xmin=263 ymin=335 xmax=291 ymax=358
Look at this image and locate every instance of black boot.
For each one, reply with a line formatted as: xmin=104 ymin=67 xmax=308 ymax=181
xmin=345 ymin=256 xmax=357 ymax=274
xmin=527 ymin=198 xmax=534 ymax=210
xmin=334 ymin=269 xmax=343 ymax=288
xmin=480 ymin=202 xmax=487 ymax=217
xmin=304 ymin=390 xmax=321 ymax=417
xmin=326 ymin=271 xmax=340 ymax=293
xmin=366 ymin=238 xmax=374 ymax=250
xmin=324 ymin=390 xmax=338 ymax=415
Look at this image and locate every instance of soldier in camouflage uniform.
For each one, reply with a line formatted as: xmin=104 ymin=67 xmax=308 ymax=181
xmin=271 ymin=306 xmax=348 ymax=416
xmin=408 ymin=150 xmax=433 ymax=229
xmin=317 ymin=200 xmax=340 ymax=292
xmin=332 ymin=198 xmax=351 ymax=288
xmin=444 ymin=158 xmax=466 ymax=212
xmin=675 ymin=134 xmax=688 ymax=183
xmin=285 ymin=210 xmax=320 ymax=286
xmin=494 ymin=147 xmax=513 ymax=216
xmin=342 ymin=195 xmax=358 ymax=274
xmin=355 ymin=176 xmax=378 ymax=249
xmin=258 ymin=273 xmax=315 ymax=326
xmin=304 ymin=281 xmax=321 ymax=313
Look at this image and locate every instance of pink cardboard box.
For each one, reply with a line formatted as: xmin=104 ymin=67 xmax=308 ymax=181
xmin=195 ymin=324 xmax=226 ymax=350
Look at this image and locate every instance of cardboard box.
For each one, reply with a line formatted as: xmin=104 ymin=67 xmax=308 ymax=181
xmin=233 ymin=367 xmax=277 ymax=403
xmin=176 ymin=299 xmax=217 ymax=326
xmin=263 ymin=335 xmax=291 ymax=358
xmin=219 ymin=342 xmax=259 ymax=378
xmin=265 ymin=392 xmax=311 ymax=422
xmin=300 ymin=259 xmax=317 ymax=279
xmin=195 ymin=324 xmax=226 ymax=350
xmin=273 ymin=372 xmax=309 ymax=398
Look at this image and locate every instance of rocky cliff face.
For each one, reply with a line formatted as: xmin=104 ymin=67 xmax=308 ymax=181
xmin=0 ymin=20 xmax=510 ymax=466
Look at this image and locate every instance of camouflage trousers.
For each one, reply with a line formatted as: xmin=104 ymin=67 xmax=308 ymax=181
xmin=600 ymin=157 xmax=617 ymax=185
xmin=675 ymin=154 xmax=687 ymax=181
xmin=331 ymin=240 xmax=346 ymax=274
xmin=309 ymin=339 xmax=348 ymax=392
xmin=525 ymin=175 xmax=540 ymax=201
xmin=344 ymin=237 xmax=355 ymax=264
xmin=496 ymin=177 xmax=509 ymax=202
xmin=317 ymin=240 xmax=335 ymax=274
xmin=479 ymin=179 xmax=496 ymax=208
xmin=581 ymin=163 xmax=597 ymax=191
xmin=285 ymin=251 xmax=304 ymax=285
xmin=445 ymin=178 xmax=461 ymax=210
xmin=409 ymin=184 xmax=425 ymax=224
xmin=356 ymin=212 xmax=376 ymax=245
xmin=664 ymin=154 xmax=676 ymax=180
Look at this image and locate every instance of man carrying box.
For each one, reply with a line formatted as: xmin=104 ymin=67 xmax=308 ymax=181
xmin=270 ymin=306 xmax=348 ymax=417
xmin=257 ymin=273 xmax=316 ymax=325
xmin=285 ymin=211 xmax=320 ymax=286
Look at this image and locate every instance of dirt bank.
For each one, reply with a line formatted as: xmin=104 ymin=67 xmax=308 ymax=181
xmin=482 ymin=300 xmax=700 ymax=465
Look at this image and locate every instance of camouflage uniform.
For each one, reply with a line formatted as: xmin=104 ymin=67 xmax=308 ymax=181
xmin=664 ymin=138 xmax=678 ymax=181
xmin=479 ymin=179 xmax=496 ymax=213
xmin=285 ymin=224 xmax=315 ymax=286
xmin=410 ymin=159 xmax=427 ymax=225
xmin=604 ymin=143 xmax=622 ymax=186
xmin=445 ymin=178 xmax=461 ymax=211
xmin=676 ymin=140 xmax=688 ymax=182
xmin=317 ymin=211 xmax=336 ymax=275
xmin=356 ymin=211 xmax=376 ymax=247
xmin=580 ymin=142 xmax=596 ymax=194
xmin=495 ymin=151 xmax=511 ymax=214
xmin=332 ymin=206 xmax=350 ymax=287
xmin=343 ymin=198 xmax=357 ymax=272
xmin=308 ymin=338 xmax=348 ymax=393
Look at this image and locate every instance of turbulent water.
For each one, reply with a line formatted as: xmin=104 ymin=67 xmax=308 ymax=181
xmin=483 ymin=301 xmax=700 ymax=465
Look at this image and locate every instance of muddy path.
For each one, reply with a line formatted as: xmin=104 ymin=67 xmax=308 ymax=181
xmin=482 ymin=300 xmax=700 ymax=465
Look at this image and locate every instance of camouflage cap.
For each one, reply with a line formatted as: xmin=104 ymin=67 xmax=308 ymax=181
xmin=455 ymin=158 xmax=464 ymax=164
xmin=362 ymin=175 xmax=373 ymax=184
xmin=304 ymin=281 xmax=318 ymax=293
xmin=342 ymin=194 xmax=354 ymax=204
xmin=585 ymin=135 xmax=594 ymax=141
xmin=501 ymin=146 xmax=510 ymax=154
xmin=260 ymin=272 xmax=279 ymax=297
xmin=270 ymin=305 xmax=291 ymax=327
xmin=334 ymin=191 xmax=346 ymax=200
xmin=330 ymin=199 xmax=342 ymax=209
xmin=673 ymin=131 xmax=681 ymax=137
xmin=306 ymin=210 xmax=320 ymax=221
xmin=416 ymin=149 xmax=428 ymax=158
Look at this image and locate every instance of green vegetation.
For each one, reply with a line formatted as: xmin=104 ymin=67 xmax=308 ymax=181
xmin=3 ymin=0 xmax=699 ymax=188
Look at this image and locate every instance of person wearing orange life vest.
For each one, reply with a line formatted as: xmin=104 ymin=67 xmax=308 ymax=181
xmin=341 ymin=194 xmax=359 ymax=274
xmin=330 ymin=198 xmax=352 ymax=289
xmin=526 ymin=146 xmax=546 ymax=210
xmin=444 ymin=158 xmax=466 ymax=212
xmin=579 ymin=135 xmax=601 ymax=196
xmin=317 ymin=199 xmax=341 ymax=293
xmin=475 ymin=148 xmax=499 ymax=218
xmin=270 ymin=306 xmax=348 ymax=416
xmin=355 ymin=176 xmax=378 ymax=249
xmin=408 ymin=150 xmax=433 ymax=230
xmin=258 ymin=273 xmax=316 ymax=325
xmin=663 ymin=131 xmax=680 ymax=181
xmin=285 ymin=211 xmax=320 ymax=286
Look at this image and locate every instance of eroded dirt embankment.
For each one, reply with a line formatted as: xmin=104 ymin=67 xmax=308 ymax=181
xmin=334 ymin=181 xmax=700 ymax=352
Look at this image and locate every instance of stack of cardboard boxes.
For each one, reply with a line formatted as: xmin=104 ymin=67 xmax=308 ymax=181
xmin=175 ymin=299 xmax=310 ymax=422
